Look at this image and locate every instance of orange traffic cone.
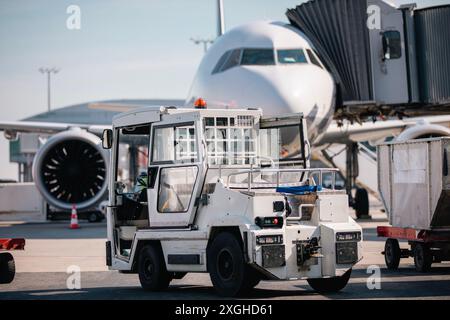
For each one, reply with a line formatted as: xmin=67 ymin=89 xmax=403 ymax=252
xmin=70 ymin=204 xmax=80 ymax=229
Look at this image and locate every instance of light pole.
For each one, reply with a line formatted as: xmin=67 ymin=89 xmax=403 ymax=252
xmin=217 ymin=0 xmax=225 ymax=37
xmin=190 ymin=38 xmax=214 ymax=54
xmin=39 ymin=67 xmax=59 ymax=112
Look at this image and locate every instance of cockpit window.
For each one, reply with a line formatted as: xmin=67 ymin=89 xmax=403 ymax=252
xmin=212 ymin=50 xmax=232 ymax=74
xmin=221 ymin=49 xmax=241 ymax=72
xmin=212 ymin=49 xmax=242 ymax=74
xmin=306 ymin=49 xmax=324 ymax=69
xmin=241 ymin=49 xmax=275 ymax=66
xmin=277 ymin=49 xmax=307 ymax=64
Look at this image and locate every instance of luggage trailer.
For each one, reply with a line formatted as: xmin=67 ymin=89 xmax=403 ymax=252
xmin=377 ymin=137 xmax=450 ymax=272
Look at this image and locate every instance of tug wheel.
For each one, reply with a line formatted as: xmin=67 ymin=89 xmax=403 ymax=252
xmin=307 ymin=268 xmax=352 ymax=293
xmin=207 ymin=232 xmax=247 ymax=297
xmin=384 ymin=238 xmax=401 ymax=270
xmin=414 ymin=243 xmax=432 ymax=273
xmin=0 ymin=252 xmax=15 ymax=284
xmin=138 ymin=244 xmax=170 ymax=291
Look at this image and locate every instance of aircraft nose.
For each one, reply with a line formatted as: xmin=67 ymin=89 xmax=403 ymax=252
xmin=270 ymin=65 xmax=334 ymax=117
xmin=266 ymin=65 xmax=335 ymax=141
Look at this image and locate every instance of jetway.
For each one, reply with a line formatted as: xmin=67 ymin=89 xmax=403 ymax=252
xmin=287 ymin=0 xmax=450 ymax=121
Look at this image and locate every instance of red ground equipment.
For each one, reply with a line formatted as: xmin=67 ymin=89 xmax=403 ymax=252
xmin=0 ymin=238 xmax=25 ymax=284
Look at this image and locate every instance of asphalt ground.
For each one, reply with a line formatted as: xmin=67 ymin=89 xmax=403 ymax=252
xmin=1 ymin=210 xmax=450 ymax=300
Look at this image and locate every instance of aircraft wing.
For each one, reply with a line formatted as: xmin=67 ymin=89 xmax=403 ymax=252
xmin=0 ymin=102 xmax=148 ymax=137
xmin=317 ymin=115 xmax=450 ymax=145
xmin=0 ymin=120 xmax=110 ymax=136
xmin=88 ymin=102 xmax=144 ymax=113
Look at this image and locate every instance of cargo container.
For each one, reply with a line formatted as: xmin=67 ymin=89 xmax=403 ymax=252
xmin=377 ymin=137 xmax=450 ymax=272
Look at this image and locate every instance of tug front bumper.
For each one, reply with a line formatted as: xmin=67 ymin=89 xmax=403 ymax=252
xmin=247 ymin=222 xmax=363 ymax=280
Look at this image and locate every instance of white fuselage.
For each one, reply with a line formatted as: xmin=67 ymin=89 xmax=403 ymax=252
xmin=186 ymin=21 xmax=336 ymax=144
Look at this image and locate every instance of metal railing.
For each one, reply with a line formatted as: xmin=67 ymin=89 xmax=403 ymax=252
xmin=225 ymin=167 xmax=340 ymax=192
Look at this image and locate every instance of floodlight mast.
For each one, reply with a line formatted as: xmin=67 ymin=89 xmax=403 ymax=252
xmin=39 ymin=67 xmax=59 ymax=112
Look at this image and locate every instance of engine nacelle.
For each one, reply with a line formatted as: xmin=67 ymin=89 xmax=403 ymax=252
xmin=395 ymin=123 xmax=450 ymax=142
xmin=32 ymin=128 xmax=108 ymax=211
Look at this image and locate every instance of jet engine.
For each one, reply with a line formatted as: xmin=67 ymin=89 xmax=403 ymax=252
xmin=32 ymin=128 xmax=108 ymax=211
xmin=395 ymin=122 xmax=450 ymax=141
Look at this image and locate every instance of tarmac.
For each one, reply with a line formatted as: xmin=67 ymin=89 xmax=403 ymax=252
xmin=1 ymin=201 xmax=450 ymax=300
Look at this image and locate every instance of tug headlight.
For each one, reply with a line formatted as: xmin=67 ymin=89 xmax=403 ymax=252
xmin=256 ymin=235 xmax=283 ymax=245
xmin=336 ymin=232 xmax=361 ymax=242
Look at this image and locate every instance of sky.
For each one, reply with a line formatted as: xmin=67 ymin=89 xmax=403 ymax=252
xmin=0 ymin=0 xmax=448 ymax=179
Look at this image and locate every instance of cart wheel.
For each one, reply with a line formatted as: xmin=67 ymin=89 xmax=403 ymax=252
xmin=307 ymin=268 xmax=352 ymax=293
xmin=0 ymin=252 xmax=16 ymax=284
xmin=414 ymin=243 xmax=432 ymax=273
xmin=138 ymin=244 xmax=170 ymax=291
xmin=384 ymin=238 xmax=401 ymax=270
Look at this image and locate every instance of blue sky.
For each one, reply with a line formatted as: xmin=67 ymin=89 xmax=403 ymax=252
xmin=0 ymin=0 xmax=448 ymax=179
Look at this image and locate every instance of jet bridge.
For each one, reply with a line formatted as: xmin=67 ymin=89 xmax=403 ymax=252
xmin=287 ymin=0 xmax=450 ymax=121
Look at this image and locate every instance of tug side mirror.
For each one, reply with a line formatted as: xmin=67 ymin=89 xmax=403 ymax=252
xmin=102 ymin=129 xmax=113 ymax=149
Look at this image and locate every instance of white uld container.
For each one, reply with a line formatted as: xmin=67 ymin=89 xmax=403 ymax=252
xmin=377 ymin=137 xmax=450 ymax=230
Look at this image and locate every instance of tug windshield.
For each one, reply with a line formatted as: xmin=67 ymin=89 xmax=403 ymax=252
xmin=259 ymin=125 xmax=303 ymax=162
xmin=204 ymin=116 xmax=257 ymax=165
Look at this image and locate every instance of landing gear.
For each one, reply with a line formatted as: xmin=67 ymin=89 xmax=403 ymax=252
xmin=345 ymin=143 xmax=370 ymax=219
xmin=354 ymin=188 xmax=369 ymax=219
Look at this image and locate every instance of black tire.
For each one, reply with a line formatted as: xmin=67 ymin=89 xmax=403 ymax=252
xmin=88 ymin=212 xmax=98 ymax=223
xmin=384 ymin=238 xmax=401 ymax=270
xmin=354 ymin=188 xmax=369 ymax=219
xmin=414 ymin=243 xmax=432 ymax=273
xmin=0 ymin=253 xmax=15 ymax=284
xmin=307 ymin=269 xmax=352 ymax=293
xmin=138 ymin=245 xmax=170 ymax=291
xmin=207 ymin=232 xmax=247 ymax=297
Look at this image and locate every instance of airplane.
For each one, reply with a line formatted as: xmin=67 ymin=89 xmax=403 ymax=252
xmin=184 ymin=19 xmax=450 ymax=216
xmin=1 ymin=15 xmax=450 ymax=218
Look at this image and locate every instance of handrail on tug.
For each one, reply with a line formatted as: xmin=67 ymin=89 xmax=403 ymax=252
xmin=225 ymin=168 xmax=340 ymax=192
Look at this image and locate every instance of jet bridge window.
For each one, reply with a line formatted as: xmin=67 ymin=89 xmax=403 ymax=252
xmin=241 ymin=49 xmax=275 ymax=66
xmin=382 ymin=31 xmax=402 ymax=60
xmin=277 ymin=49 xmax=308 ymax=64
xmin=151 ymin=123 xmax=197 ymax=164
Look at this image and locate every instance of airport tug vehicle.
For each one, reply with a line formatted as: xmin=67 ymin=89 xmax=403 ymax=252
xmin=102 ymin=106 xmax=362 ymax=296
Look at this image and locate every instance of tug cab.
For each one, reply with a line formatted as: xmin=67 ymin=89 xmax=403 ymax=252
xmin=103 ymin=106 xmax=362 ymax=296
